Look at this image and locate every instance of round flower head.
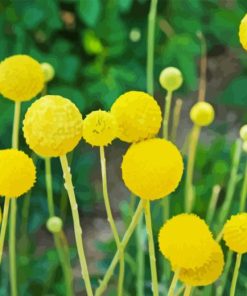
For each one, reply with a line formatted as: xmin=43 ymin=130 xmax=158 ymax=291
xmin=223 ymin=213 xmax=247 ymax=254
xmin=46 ymin=216 xmax=63 ymax=233
xmin=41 ymin=62 xmax=55 ymax=82
xmin=23 ymin=95 xmax=83 ymax=157
xmin=0 ymin=149 xmax=36 ymax=198
xmin=111 ymin=91 xmax=162 ymax=143
xmin=0 ymin=55 xmax=44 ymax=102
xmin=177 ymin=241 xmax=224 ymax=286
xmin=239 ymin=14 xmax=247 ymax=51
xmin=240 ymin=125 xmax=247 ymax=141
xmin=158 ymin=214 xmax=214 ymax=269
xmin=159 ymin=67 xmax=183 ymax=91
xmin=83 ymin=110 xmax=117 ymax=146
xmin=121 ymin=138 xmax=183 ymax=200
xmin=190 ymin=102 xmax=215 ymax=127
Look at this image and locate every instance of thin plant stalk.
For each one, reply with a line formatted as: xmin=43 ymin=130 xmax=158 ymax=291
xmin=0 ymin=197 xmax=10 ymax=263
xmin=175 ymin=285 xmax=185 ymax=296
xmin=184 ymin=125 xmax=201 ymax=213
xmin=45 ymin=158 xmax=55 ymax=216
xmin=206 ymin=185 xmax=221 ymax=225
xmin=99 ymin=146 xmax=124 ymax=296
xmin=95 ymin=200 xmax=146 ymax=296
xmin=167 ymin=269 xmax=180 ymax=296
xmin=184 ymin=285 xmax=192 ymax=296
xmin=239 ymin=159 xmax=247 ymax=212
xmin=171 ymin=99 xmax=183 ymax=143
xmin=144 ymin=201 xmax=159 ymax=296
xmin=230 ymin=253 xmax=242 ymax=296
xmin=216 ymin=250 xmax=233 ymax=296
xmin=9 ymin=101 xmax=21 ymax=296
xmin=60 ymin=155 xmax=93 ymax=296
xmin=218 ymin=139 xmax=242 ymax=229
xmin=163 ymin=90 xmax=173 ymax=140
xmin=197 ymin=31 xmax=207 ymax=102
xmin=136 ymin=214 xmax=145 ymax=296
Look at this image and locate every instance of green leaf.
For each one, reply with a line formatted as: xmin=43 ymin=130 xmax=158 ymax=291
xmin=78 ymin=0 xmax=101 ymax=27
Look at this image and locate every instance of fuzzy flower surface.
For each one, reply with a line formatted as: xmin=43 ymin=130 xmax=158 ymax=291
xmin=158 ymin=214 xmax=214 ymax=269
xmin=223 ymin=213 xmax=247 ymax=254
xmin=239 ymin=14 xmax=247 ymax=51
xmin=0 ymin=149 xmax=36 ymax=198
xmin=190 ymin=102 xmax=215 ymax=127
xmin=23 ymin=95 xmax=83 ymax=157
xmin=0 ymin=55 xmax=44 ymax=102
xmin=177 ymin=241 xmax=224 ymax=286
xmin=121 ymin=138 xmax=183 ymax=200
xmin=83 ymin=110 xmax=117 ymax=147
xmin=111 ymin=91 xmax=162 ymax=143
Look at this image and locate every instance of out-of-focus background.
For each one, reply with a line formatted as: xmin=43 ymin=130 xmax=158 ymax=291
xmin=0 ymin=0 xmax=247 ymax=295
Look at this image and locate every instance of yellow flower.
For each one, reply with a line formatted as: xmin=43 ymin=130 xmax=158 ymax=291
xmin=190 ymin=102 xmax=215 ymax=127
xmin=223 ymin=213 xmax=247 ymax=254
xmin=158 ymin=214 xmax=214 ymax=269
xmin=239 ymin=14 xmax=247 ymax=51
xmin=111 ymin=91 xmax=162 ymax=143
xmin=178 ymin=241 xmax=224 ymax=286
xmin=83 ymin=110 xmax=117 ymax=147
xmin=0 ymin=149 xmax=36 ymax=198
xmin=121 ymin=138 xmax=183 ymax=200
xmin=0 ymin=55 xmax=44 ymax=102
xmin=23 ymin=95 xmax=83 ymax=157
xmin=41 ymin=62 xmax=55 ymax=82
xmin=159 ymin=67 xmax=183 ymax=91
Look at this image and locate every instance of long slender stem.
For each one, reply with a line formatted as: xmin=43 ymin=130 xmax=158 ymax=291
xmin=216 ymin=250 xmax=233 ymax=296
xmin=0 ymin=198 xmax=10 ymax=263
xmin=9 ymin=101 xmax=21 ymax=296
xmin=197 ymin=32 xmax=207 ymax=102
xmin=184 ymin=125 xmax=201 ymax=213
xmin=60 ymin=155 xmax=93 ymax=296
xmin=206 ymin=185 xmax=221 ymax=225
xmin=163 ymin=90 xmax=173 ymax=140
xmin=230 ymin=253 xmax=242 ymax=296
xmin=146 ymin=0 xmax=158 ymax=95
xmin=136 ymin=214 xmax=145 ymax=296
xmin=184 ymin=285 xmax=192 ymax=296
xmin=95 ymin=200 xmax=145 ymax=296
xmin=45 ymin=158 xmax=55 ymax=216
xmin=99 ymin=146 xmax=124 ymax=296
xmin=144 ymin=201 xmax=159 ymax=296
xmin=171 ymin=99 xmax=183 ymax=143
xmin=167 ymin=269 xmax=180 ymax=296
xmin=239 ymin=160 xmax=247 ymax=212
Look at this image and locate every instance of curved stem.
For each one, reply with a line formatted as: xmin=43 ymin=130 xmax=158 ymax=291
xmin=144 ymin=201 xmax=159 ymax=296
xmin=0 ymin=198 xmax=10 ymax=263
xmin=167 ymin=269 xmax=180 ymax=296
xmin=60 ymin=155 xmax=93 ymax=296
xmin=230 ymin=253 xmax=242 ymax=296
xmin=239 ymin=159 xmax=247 ymax=212
xmin=99 ymin=146 xmax=124 ymax=296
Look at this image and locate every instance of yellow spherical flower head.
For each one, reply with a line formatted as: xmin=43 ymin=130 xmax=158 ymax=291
xmin=158 ymin=214 xmax=214 ymax=269
xmin=177 ymin=241 xmax=224 ymax=287
xmin=41 ymin=62 xmax=55 ymax=82
xmin=0 ymin=55 xmax=44 ymax=102
xmin=190 ymin=102 xmax=215 ymax=127
xmin=111 ymin=91 xmax=162 ymax=143
xmin=239 ymin=14 xmax=247 ymax=51
xmin=83 ymin=110 xmax=117 ymax=147
xmin=121 ymin=138 xmax=183 ymax=200
xmin=0 ymin=149 xmax=36 ymax=198
xmin=223 ymin=213 xmax=247 ymax=254
xmin=23 ymin=95 xmax=83 ymax=158
xmin=159 ymin=67 xmax=183 ymax=91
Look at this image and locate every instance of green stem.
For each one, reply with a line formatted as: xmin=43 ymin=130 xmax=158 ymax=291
xmin=218 ymin=139 xmax=242 ymax=228
xmin=216 ymin=250 xmax=233 ymax=296
xmin=184 ymin=285 xmax=192 ymax=296
xmin=60 ymin=155 xmax=93 ymax=296
xmin=185 ymin=125 xmax=201 ymax=213
xmin=144 ymin=201 xmax=159 ymax=296
xmin=0 ymin=198 xmax=10 ymax=263
xmin=136 ymin=214 xmax=145 ymax=296
xmin=146 ymin=0 xmax=158 ymax=95
xmin=239 ymin=159 xmax=247 ymax=212
xmin=45 ymin=158 xmax=55 ymax=217
xmin=95 ymin=200 xmax=145 ymax=296
xmin=206 ymin=185 xmax=221 ymax=225
xmin=99 ymin=146 xmax=124 ymax=296
xmin=163 ymin=90 xmax=173 ymax=140
xmin=167 ymin=269 xmax=180 ymax=296
xmin=171 ymin=99 xmax=183 ymax=143
xmin=12 ymin=101 xmax=21 ymax=149
xmin=230 ymin=253 xmax=242 ymax=296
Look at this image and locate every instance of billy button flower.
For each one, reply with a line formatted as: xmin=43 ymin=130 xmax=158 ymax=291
xmin=223 ymin=213 xmax=247 ymax=296
xmin=23 ymin=95 xmax=93 ymax=296
xmin=111 ymin=91 xmax=162 ymax=143
xmin=239 ymin=14 xmax=247 ymax=51
xmin=0 ymin=149 xmax=36 ymax=263
xmin=41 ymin=63 xmax=55 ymax=83
xmin=83 ymin=110 xmax=125 ymax=296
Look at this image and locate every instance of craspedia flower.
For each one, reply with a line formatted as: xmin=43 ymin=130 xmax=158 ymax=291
xmin=0 ymin=149 xmax=36 ymax=198
xmin=159 ymin=67 xmax=183 ymax=91
xmin=223 ymin=213 xmax=247 ymax=254
xmin=190 ymin=102 xmax=215 ymax=127
xmin=158 ymin=214 xmax=214 ymax=269
xmin=239 ymin=14 xmax=247 ymax=51
xmin=240 ymin=125 xmax=247 ymax=141
xmin=177 ymin=241 xmax=224 ymax=286
xmin=121 ymin=138 xmax=183 ymax=200
xmin=41 ymin=62 xmax=55 ymax=82
xmin=83 ymin=110 xmax=117 ymax=146
xmin=0 ymin=55 xmax=44 ymax=102
xmin=46 ymin=216 xmax=63 ymax=233
xmin=23 ymin=95 xmax=83 ymax=157
xmin=111 ymin=91 xmax=162 ymax=143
